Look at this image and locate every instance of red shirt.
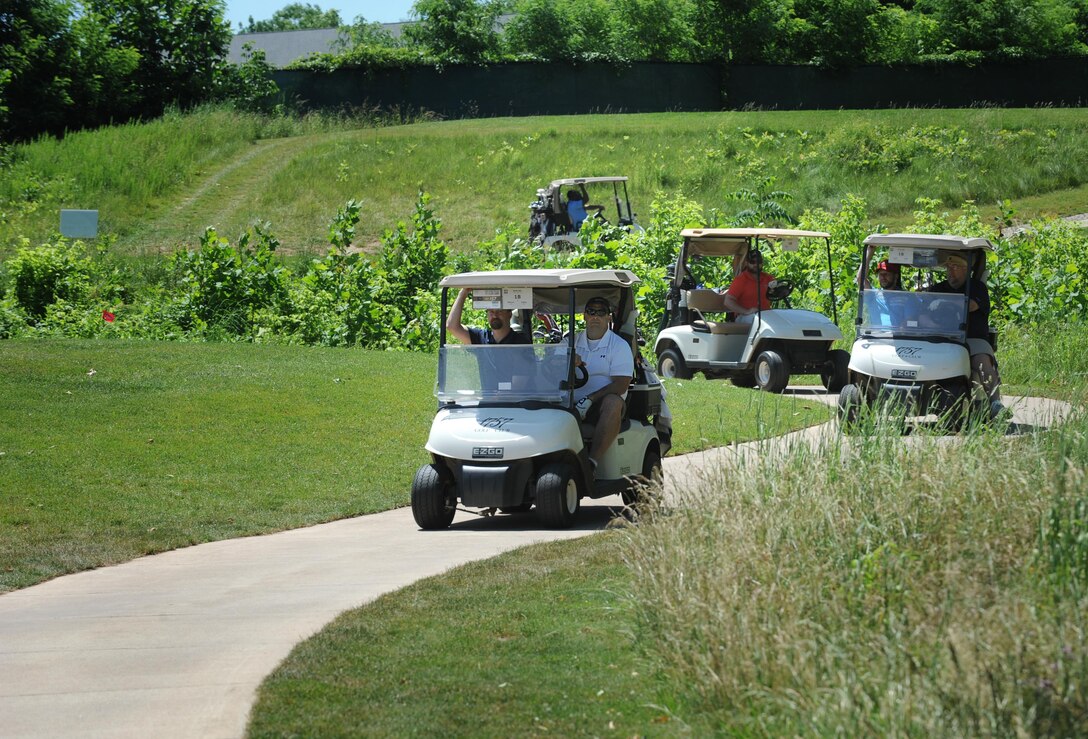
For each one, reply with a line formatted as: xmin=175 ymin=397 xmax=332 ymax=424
xmin=726 ymin=269 xmax=775 ymax=311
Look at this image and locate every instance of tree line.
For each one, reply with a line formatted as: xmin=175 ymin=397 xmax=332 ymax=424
xmin=4 ymin=0 xmax=1088 ymax=143
xmin=322 ymin=0 xmax=1088 ymax=68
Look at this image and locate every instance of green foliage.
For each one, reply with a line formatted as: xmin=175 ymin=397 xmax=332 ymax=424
xmin=165 ymin=224 xmax=290 ymax=337
xmin=222 ymin=44 xmax=280 ymax=114
xmin=239 ymin=2 xmax=341 ymax=33
xmin=375 ymin=191 xmax=449 ymax=324
xmin=404 ymin=0 xmax=504 ymax=62
xmin=8 ymin=240 xmax=95 ymax=319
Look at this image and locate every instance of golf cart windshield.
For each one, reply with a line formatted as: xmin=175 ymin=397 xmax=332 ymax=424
xmin=436 ymin=344 xmax=576 ymax=405
xmin=859 ymin=290 xmax=967 ymax=340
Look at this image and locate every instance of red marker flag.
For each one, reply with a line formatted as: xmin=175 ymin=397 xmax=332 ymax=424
xmin=102 ymin=310 xmax=115 ymax=323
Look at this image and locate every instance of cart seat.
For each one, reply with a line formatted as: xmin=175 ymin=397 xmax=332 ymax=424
xmin=685 ymin=289 xmax=750 ymax=335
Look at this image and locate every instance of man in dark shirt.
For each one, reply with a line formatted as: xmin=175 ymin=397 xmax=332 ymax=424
xmin=445 ymin=287 xmax=531 ymax=395
xmin=446 ymin=287 xmax=530 ymax=345
xmin=928 ymin=253 xmax=1002 ymax=410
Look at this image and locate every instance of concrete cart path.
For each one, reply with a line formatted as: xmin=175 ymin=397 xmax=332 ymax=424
xmin=0 ymin=393 xmax=1072 ymax=739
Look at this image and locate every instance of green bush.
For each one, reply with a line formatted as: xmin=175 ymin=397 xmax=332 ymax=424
xmin=8 ymin=240 xmax=94 ymax=319
xmin=166 ymin=224 xmax=290 ymax=337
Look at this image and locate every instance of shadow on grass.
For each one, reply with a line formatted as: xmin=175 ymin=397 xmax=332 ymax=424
xmin=440 ymin=500 xmax=629 ymax=533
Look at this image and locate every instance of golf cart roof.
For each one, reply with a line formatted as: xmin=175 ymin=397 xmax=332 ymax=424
xmin=863 ymin=233 xmax=995 ymax=251
xmin=680 ymin=228 xmax=831 ymax=258
xmin=440 ymin=268 xmax=640 ymax=289
xmin=548 ymin=176 xmax=629 ymax=188
xmin=682 ymin=228 xmax=831 ymax=241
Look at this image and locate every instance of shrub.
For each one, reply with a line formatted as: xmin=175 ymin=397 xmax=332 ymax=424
xmin=8 ymin=239 xmax=94 ymax=319
xmin=166 ymin=223 xmax=290 ymax=336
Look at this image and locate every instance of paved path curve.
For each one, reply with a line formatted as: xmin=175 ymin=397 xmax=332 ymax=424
xmin=0 ymin=393 xmax=1072 ymax=738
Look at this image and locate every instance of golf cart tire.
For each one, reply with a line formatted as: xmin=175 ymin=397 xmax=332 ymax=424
xmin=754 ymin=350 xmax=790 ymax=393
xmin=535 ymin=462 xmax=580 ymax=528
xmin=821 ymin=349 xmax=851 ymax=393
xmin=623 ymin=446 xmax=662 ymax=508
xmin=838 ymin=383 xmax=863 ymax=431
xmin=656 ymin=348 xmax=693 ymax=380
xmin=411 ymin=463 xmax=455 ymax=530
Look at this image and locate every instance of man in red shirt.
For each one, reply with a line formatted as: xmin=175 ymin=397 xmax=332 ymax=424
xmin=722 ymin=250 xmax=775 ymax=320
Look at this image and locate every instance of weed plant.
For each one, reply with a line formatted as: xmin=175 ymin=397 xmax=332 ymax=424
xmin=620 ymin=408 xmax=1088 ymax=735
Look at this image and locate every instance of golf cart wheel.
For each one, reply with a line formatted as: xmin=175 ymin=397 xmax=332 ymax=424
xmin=622 ymin=447 xmax=662 ymax=508
xmin=838 ymin=383 xmax=863 ymax=432
xmin=411 ymin=463 xmax=456 ymax=530
xmin=656 ymin=348 xmax=693 ymax=380
xmin=754 ymin=350 xmax=790 ymax=393
xmin=821 ymin=349 xmax=851 ymax=393
xmin=535 ymin=462 xmax=580 ymax=528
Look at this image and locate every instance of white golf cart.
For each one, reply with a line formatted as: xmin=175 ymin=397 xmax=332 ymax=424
xmin=412 ymin=268 xmax=672 ymax=530
xmin=528 ymin=176 xmax=640 ymax=250
xmin=838 ymin=233 xmax=999 ymax=430
xmin=654 ymin=228 xmax=849 ymax=393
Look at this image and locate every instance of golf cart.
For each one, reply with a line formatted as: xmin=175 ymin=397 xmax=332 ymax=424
xmin=528 ymin=176 xmax=640 ymax=250
xmin=654 ymin=228 xmax=849 ymax=393
xmin=838 ymin=233 xmax=999 ymax=430
xmin=411 ymin=268 xmax=672 ymax=530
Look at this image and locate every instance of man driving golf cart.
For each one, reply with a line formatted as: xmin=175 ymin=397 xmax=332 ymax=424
xmin=411 ymin=269 xmax=671 ymax=530
xmin=655 ymin=228 xmax=848 ymax=393
xmin=839 ymin=233 xmax=1004 ymax=429
xmin=528 ymin=176 xmax=640 ymax=249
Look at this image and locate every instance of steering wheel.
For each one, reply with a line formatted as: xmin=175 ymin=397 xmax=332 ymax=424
xmin=766 ymin=279 xmax=794 ymax=302
xmin=574 ymin=364 xmax=589 ymax=388
xmin=561 ymin=364 xmax=589 ymax=390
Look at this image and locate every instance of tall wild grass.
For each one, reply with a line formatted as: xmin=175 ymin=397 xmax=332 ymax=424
xmin=4 ymin=108 xmax=1088 ymax=256
xmin=622 ymin=406 xmax=1088 ymax=735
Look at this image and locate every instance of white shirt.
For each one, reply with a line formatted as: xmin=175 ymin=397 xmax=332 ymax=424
xmin=574 ymin=330 xmax=634 ymax=402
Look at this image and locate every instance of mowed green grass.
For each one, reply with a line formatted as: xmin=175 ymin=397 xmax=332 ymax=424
xmin=0 ymin=338 xmax=828 ymax=592
xmin=247 ymin=534 xmax=680 ymax=738
xmin=0 ymin=340 xmax=433 ymax=591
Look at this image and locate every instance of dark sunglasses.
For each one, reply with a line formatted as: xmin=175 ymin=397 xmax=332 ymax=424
xmin=584 ymin=307 xmax=609 ymax=317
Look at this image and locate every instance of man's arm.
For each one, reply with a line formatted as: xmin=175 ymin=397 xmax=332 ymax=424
xmin=586 ymin=376 xmax=632 ymax=403
xmin=722 ymin=278 xmax=755 ymax=316
xmin=445 ymin=287 xmax=473 ymax=345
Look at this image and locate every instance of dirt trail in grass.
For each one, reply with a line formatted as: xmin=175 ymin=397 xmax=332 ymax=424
xmin=131 ymin=136 xmax=305 ymax=253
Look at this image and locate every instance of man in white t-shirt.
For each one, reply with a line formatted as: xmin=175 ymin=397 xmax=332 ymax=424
xmin=573 ymin=296 xmax=634 ymax=473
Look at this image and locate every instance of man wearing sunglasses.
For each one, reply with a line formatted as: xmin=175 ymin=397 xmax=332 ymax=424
xmin=722 ymin=249 xmax=775 ymax=322
xmin=573 ymin=297 xmax=634 ymax=474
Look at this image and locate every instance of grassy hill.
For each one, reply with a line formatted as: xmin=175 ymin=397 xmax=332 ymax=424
xmin=4 ymin=106 xmax=1088 ymax=260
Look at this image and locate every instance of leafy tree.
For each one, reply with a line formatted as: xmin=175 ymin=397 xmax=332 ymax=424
xmin=608 ymin=0 xmax=699 ymax=62
xmin=221 ymin=43 xmax=280 ymax=113
xmin=84 ymin=0 xmax=232 ymax=120
xmin=240 ymin=3 xmax=342 ymax=33
xmin=688 ymin=0 xmax=792 ymax=63
xmin=1 ymin=0 xmax=78 ymax=140
xmin=503 ymin=0 xmax=582 ymax=60
xmin=916 ymin=0 xmax=1087 ymax=59
xmin=404 ymin=0 xmax=503 ymax=62
xmin=340 ymin=16 xmax=402 ymax=50
xmin=791 ymin=0 xmax=883 ymax=66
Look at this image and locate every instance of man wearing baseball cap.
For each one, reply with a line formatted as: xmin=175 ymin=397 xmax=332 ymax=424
xmin=875 ymin=259 xmax=903 ymax=290
xmin=722 ymin=249 xmax=775 ymax=321
xmin=573 ymin=296 xmax=634 ymax=475
xmin=928 ymin=252 xmax=1003 ymax=412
